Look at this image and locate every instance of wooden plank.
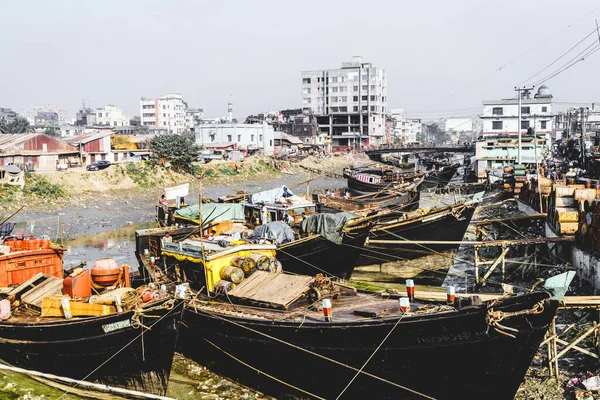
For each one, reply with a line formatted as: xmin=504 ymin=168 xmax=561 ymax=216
xmin=8 ymin=272 xmax=46 ymax=298
xmin=228 ymin=271 xmax=312 ymax=307
xmin=474 ymin=213 xmax=547 ymax=226
xmin=21 ymin=277 xmax=64 ymax=309
xmin=368 ymin=236 xmax=575 ymax=247
xmin=41 ymin=297 xmax=117 ymax=318
xmin=481 ymin=247 xmax=510 ymax=284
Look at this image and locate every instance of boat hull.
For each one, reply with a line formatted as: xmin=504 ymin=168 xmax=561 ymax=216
xmin=179 ymin=292 xmax=557 ymax=400
xmin=277 ymin=224 xmax=372 ymax=279
xmin=421 ymin=164 xmax=460 ymax=190
xmin=0 ymin=299 xmax=183 ymax=396
xmin=317 ymin=190 xmax=420 ymax=215
xmin=357 ymin=205 xmax=476 ymax=281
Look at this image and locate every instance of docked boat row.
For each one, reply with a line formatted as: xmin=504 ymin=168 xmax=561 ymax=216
xmin=0 ymin=163 xmax=576 ymax=399
xmin=133 ymin=222 xmax=574 ymax=400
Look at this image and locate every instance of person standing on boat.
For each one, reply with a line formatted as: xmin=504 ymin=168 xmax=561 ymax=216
xmin=261 ymin=205 xmax=269 ymax=225
xmin=286 ymin=213 xmax=294 ymax=226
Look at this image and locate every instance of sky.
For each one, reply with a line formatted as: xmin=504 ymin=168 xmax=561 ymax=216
xmin=1 ymin=0 xmax=600 ymax=122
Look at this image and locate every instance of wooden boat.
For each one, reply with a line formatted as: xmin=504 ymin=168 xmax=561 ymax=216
xmin=0 ymin=295 xmax=182 ymax=396
xmin=175 ymin=253 xmax=574 ymax=400
xmin=356 ymin=197 xmax=480 ymax=284
xmin=314 ymin=187 xmax=420 ymax=215
xmin=344 ymin=163 xmax=459 ymax=192
xmin=157 ymin=190 xmax=375 ymax=279
xmin=138 ymin=206 xmax=374 ymax=281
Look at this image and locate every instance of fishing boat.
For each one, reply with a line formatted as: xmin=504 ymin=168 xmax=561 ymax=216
xmin=158 ymin=190 xmax=375 ymax=279
xmin=355 ymin=195 xmax=481 ymax=284
xmin=173 ymin=240 xmax=574 ymax=400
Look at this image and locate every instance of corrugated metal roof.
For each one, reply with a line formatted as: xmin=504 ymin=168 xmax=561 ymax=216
xmin=0 ymin=133 xmax=43 ymax=150
xmin=66 ymin=130 xmax=113 ymax=144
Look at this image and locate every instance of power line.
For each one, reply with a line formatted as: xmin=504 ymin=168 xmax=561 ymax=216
xmin=516 ymin=26 xmax=600 ymax=87
xmin=530 ymin=42 xmax=600 ymax=87
xmin=414 ymin=7 xmax=600 ymax=114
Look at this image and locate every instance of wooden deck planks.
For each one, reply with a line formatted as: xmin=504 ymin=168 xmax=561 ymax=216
xmin=228 ymin=271 xmax=313 ymax=308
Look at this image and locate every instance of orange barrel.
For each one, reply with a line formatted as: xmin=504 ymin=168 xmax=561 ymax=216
xmin=91 ymin=258 xmax=121 ymax=287
xmin=25 ymin=238 xmax=36 ymax=250
xmin=42 ymin=239 xmax=51 ymax=249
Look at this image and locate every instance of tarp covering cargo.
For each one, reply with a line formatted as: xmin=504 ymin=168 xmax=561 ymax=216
xmin=300 ymin=212 xmax=358 ymax=244
xmin=174 ymin=203 xmax=245 ymax=224
xmin=249 ymin=186 xmax=294 ymax=204
xmin=250 ymin=221 xmax=295 ymax=244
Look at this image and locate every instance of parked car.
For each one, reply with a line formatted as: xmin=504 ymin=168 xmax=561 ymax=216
xmin=86 ymin=160 xmax=111 ymax=171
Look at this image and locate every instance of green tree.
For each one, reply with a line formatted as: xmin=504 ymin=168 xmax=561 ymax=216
xmin=44 ymin=127 xmax=60 ymax=137
xmin=148 ymin=133 xmax=201 ymax=172
xmin=0 ymin=117 xmax=32 ymax=133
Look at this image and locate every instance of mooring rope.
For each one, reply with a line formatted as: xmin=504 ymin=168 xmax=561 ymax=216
xmin=205 ymin=310 xmax=436 ymax=399
xmin=56 ymin=299 xmax=184 ymax=400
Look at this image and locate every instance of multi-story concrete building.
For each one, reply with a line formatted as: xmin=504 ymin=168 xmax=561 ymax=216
xmin=0 ymin=108 xmax=18 ymax=124
xmin=301 ymin=57 xmax=387 ymax=147
xmin=140 ymin=93 xmax=187 ymax=134
xmin=185 ymin=108 xmax=204 ymax=130
xmin=475 ymin=85 xmax=554 ymax=178
xmin=34 ymin=111 xmax=59 ymax=127
xmin=75 ymin=106 xmax=96 ymax=127
xmin=194 ymin=122 xmax=274 ymax=155
xmin=26 ymin=105 xmax=68 ymax=125
xmin=95 ymin=105 xmax=129 ymax=127
xmin=390 ymin=108 xmax=422 ymax=144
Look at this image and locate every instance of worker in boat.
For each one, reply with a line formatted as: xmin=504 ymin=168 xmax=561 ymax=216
xmin=159 ymin=195 xmax=169 ymax=210
xmin=162 ymin=232 xmax=173 ymax=244
xmin=286 ymin=213 xmax=295 ymax=226
xmin=260 ymin=205 xmax=269 ymax=225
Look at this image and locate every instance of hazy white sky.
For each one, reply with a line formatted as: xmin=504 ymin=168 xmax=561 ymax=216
xmin=1 ymin=0 xmax=599 ymax=122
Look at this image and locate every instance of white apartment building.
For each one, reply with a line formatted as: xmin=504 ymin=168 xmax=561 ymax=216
xmin=140 ymin=93 xmax=187 ymax=134
xmin=95 ymin=105 xmax=129 ymax=127
xmin=390 ymin=108 xmax=422 ymax=143
xmin=185 ymin=108 xmax=204 ymax=130
xmin=476 ymin=85 xmax=554 ymax=177
xmin=301 ymin=57 xmax=387 ymax=147
xmin=194 ymin=122 xmax=274 ymax=155
xmin=25 ymin=105 xmax=68 ymax=125
xmin=481 ymin=85 xmax=554 ymax=136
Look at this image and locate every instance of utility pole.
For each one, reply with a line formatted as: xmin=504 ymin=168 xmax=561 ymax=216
xmin=515 ymin=86 xmax=534 ymax=164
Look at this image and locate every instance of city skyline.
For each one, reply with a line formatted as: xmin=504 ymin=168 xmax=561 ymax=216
xmin=1 ymin=1 xmax=599 ymax=122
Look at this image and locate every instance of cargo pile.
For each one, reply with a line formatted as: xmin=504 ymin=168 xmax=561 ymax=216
xmin=519 ymin=178 xmax=600 ymax=237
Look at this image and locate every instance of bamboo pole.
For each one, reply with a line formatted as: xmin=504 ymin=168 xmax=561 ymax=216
xmin=0 ymin=363 xmax=174 ymax=400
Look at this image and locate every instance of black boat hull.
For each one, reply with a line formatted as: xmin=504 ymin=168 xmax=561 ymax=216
xmin=357 ymin=205 xmax=476 ymax=270
xmin=421 ymin=164 xmax=460 ymax=190
xmin=277 ymin=224 xmax=371 ymax=279
xmin=179 ymin=292 xmax=557 ymax=400
xmin=0 ymin=299 xmax=183 ymax=396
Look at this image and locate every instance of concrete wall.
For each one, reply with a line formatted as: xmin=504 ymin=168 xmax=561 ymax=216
xmin=194 ymin=123 xmax=275 ymax=155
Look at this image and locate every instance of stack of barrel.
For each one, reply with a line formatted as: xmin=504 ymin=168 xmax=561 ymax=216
xmin=547 ymin=185 xmax=582 ymax=235
xmin=503 ymin=166 xmax=515 ymax=194
xmin=513 ymin=164 xmax=526 ymax=194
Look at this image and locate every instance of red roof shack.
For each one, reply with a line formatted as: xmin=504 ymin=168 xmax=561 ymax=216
xmin=0 ymin=134 xmax=79 ymax=171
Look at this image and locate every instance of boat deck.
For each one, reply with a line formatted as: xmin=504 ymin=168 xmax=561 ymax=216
xmin=192 ymin=292 xmax=457 ymax=324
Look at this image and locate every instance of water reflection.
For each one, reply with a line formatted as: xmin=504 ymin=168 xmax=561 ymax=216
xmin=63 ymin=221 xmax=156 ymax=270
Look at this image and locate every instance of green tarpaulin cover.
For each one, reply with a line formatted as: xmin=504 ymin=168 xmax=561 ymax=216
xmin=174 ymin=203 xmax=245 ymax=224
